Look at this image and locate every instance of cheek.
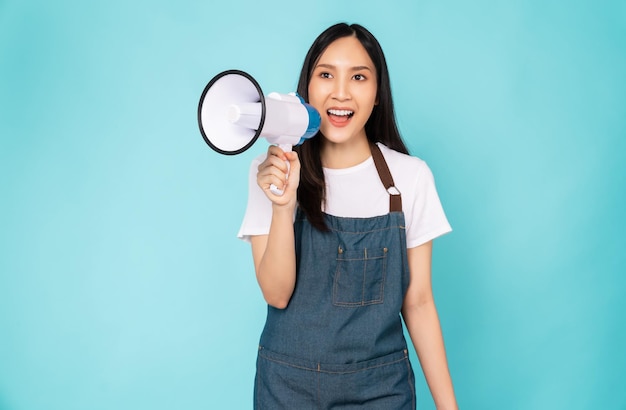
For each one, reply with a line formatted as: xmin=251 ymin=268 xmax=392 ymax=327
xmin=358 ymin=88 xmax=378 ymax=110
xmin=307 ymin=83 xmax=317 ymax=103
xmin=307 ymin=84 xmax=325 ymax=111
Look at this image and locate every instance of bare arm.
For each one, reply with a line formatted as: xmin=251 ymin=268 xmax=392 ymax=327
xmin=249 ymin=146 xmax=300 ymax=309
xmin=402 ymin=241 xmax=458 ymax=409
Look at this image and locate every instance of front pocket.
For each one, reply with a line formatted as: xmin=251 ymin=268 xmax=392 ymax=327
xmin=333 ymin=246 xmax=387 ymax=307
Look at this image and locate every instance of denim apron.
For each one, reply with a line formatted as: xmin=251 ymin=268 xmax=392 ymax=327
xmin=255 ymin=144 xmax=416 ymax=409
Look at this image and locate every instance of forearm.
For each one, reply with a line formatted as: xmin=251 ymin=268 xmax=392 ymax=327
xmin=403 ymin=300 xmax=458 ymax=410
xmin=255 ymin=204 xmax=297 ymax=308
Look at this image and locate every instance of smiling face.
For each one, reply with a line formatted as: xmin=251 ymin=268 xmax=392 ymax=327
xmin=307 ymin=36 xmax=378 ymax=147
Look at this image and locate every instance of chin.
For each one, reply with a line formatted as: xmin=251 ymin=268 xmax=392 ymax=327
xmin=322 ymin=134 xmax=361 ymax=146
xmin=320 ymin=129 xmax=348 ymax=142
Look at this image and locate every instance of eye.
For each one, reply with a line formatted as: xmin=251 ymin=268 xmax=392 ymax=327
xmin=320 ymin=72 xmax=333 ymax=79
xmin=353 ymin=74 xmax=367 ymax=81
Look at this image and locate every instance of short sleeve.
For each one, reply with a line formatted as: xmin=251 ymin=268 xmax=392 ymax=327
xmin=237 ymin=154 xmax=273 ymax=242
xmin=405 ymin=162 xmax=452 ymax=248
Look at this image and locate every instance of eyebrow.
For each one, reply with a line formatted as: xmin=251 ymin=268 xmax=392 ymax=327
xmin=315 ymin=63 xmax=373 ymax=72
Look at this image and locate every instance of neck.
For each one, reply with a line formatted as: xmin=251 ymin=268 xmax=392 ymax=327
xmin=321 ymin=136 xmax=372 ymax=169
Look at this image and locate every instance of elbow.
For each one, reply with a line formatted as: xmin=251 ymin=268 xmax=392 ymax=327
xmin=267 ymin=298 xmax=290 ymax=310
xmin=258 ymin=273 xmax=295 ymax=309
xmin=256 ymin=268 xmax=295 ymax=309
xmin=264 ymin=293 xmax=291 ymax=309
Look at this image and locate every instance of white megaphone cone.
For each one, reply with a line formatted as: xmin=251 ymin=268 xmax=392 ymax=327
xmin=197 ymin=70 xmax=321 ymax=195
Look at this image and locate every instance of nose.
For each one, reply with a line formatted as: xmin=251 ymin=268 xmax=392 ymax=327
xmin=331 ymin=77 xmax=350 ymax=101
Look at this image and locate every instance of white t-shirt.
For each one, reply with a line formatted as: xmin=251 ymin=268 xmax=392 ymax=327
xmin=238 ymin=143 xmax=451 ymax=248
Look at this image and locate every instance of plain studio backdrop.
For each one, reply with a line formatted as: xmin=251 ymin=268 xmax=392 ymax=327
xmin=1 ymin=1 xmax=625 ymax=409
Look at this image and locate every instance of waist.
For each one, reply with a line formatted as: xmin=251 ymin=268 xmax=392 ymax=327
xmin=257 ymin=345 xmax=409 ymax=374
xmin=260 ymin=307 xmax=407 ymax=364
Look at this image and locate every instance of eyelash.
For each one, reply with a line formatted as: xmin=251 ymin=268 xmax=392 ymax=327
xmin=318 ymin=72 xmax=367 ymax=81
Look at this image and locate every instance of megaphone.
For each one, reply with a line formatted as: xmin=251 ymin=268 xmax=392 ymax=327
xmin=198 ymin=69 xmax=320 ymax=195
xmin=198 ymin=70 xmax=321 ymax=151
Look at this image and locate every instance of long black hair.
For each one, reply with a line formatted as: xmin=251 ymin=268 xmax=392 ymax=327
xmin=294 ymin=23 xmax=408 ymax=231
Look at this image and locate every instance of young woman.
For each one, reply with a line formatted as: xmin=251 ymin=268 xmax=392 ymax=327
xmin=238 ymin=23 xmax=458 ymax=409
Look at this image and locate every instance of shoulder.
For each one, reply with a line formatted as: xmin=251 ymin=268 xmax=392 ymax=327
xmin=376 ymin=144 xmax=452 ymax=247
xmin=376 ymin=143 xmax=430 ymax=181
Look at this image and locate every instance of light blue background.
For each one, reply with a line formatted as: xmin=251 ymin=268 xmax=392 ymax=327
xmin=1 ymin=1 xmax=625 ymax=409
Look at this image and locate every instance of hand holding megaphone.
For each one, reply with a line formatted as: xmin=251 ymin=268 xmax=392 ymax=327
xmin=197 ymin=70 xmax=321 ymax=195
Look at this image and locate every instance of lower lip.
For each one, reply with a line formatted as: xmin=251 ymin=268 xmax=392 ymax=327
xmin=327 ymin=113 xmax=352 ymax=128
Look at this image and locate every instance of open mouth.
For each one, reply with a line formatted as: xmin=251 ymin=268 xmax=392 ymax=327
xmin=327 ymin=109 xmax=354 ymax=126
xmin=327 ymin=109 xmax=354 ymax=118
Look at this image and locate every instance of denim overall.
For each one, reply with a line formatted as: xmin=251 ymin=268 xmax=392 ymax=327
xmin=255 ymin=144 xmax=416 ymax=409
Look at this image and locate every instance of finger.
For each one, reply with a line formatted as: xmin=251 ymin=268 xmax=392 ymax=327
xmin=258 ymin=150 xmax=289 ymax=174
xmin=284 ymin=151 xmax=300 ymax=178
xmin=261 ymin=171 xmax=287 ymax=190
xmin=283 ymin=151 xmax=299 ymax=170
xmin=257 ymin=158 xmax=289 ymax=182
xmin=257 ymin=166 xmax=287 ymax=191
xmin=267 ymin=145 xmax=288 ymax=161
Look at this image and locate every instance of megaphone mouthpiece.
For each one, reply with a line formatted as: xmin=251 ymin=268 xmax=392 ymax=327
xmin=227 ymin=103 xmax=263 ymax=130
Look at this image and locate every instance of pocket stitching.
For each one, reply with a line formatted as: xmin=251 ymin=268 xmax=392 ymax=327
xmin=333 ymin=247 xmax=387 ymax=307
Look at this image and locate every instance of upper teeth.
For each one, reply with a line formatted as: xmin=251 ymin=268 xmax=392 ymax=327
xmin=328 ymin=109 xmax=353 ymax=116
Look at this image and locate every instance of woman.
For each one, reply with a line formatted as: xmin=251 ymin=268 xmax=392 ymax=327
xmin=238 ymin=23 xmax=458 ymax=409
